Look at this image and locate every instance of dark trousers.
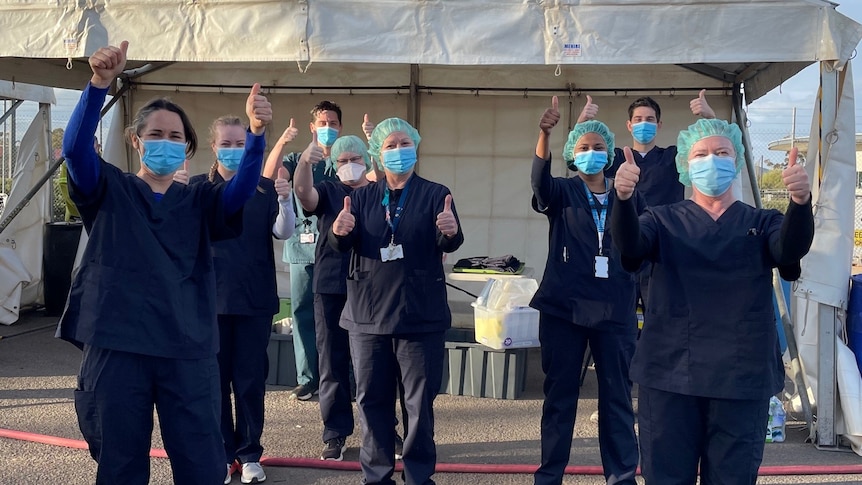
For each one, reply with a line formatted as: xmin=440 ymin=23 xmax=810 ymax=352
xmin=217 ymin=314 xmax=272 ymax=464
xmin=534 ymin=313 xmax=638 ymax=485
xmin=350 ymin=330 xmax=445 ymax=485
xmin=74 ymin=345 xmax=223 ymax=485
xmin=638 ymin=386 xmax=770 ymax=485
xmin=314 ymin=292 xmax=354 ymax=442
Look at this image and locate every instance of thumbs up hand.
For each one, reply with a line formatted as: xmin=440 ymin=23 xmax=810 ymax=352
xmin=89 ymin=41 xmax=129 ymax=89
xmin=576 ymin=95 xmax=599 ymax=123
xmin=362 ymin=114 xmax=375 ymax=140
xmin=275 ymin=166 xmax=292 ymax=200
xmin=436 ymin=194 xmax=459 ymax=237
xmin=246 ymin=83 xmax=272 ymax=135
xmin=539 ymin=96 xmax=561 ymax=135
xmin=690 ymin=89 xmax=716 ymax=119
xmin=332 ymin=196 xmax=355 ymax=236
xmin=615 ymin=147 xmax=640 ymax=201
xmin=782 ymin=147 xmax=811 ymax=204
xmin=172 ymin=160 xmax=190 ymax=185
xmin=279 ymin=119 xmax=299 ymax=146
xmin=299 ymin=130 xmax=326 ymax=166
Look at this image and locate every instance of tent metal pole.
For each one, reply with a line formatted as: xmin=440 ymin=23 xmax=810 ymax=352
xmin=409 ymin=64 xmax=419 ymax=129
xmin=814 ymin=62 xmax=839 ymax=449
xmin=0 ymin=158 xmax=63 ymax=236
xmin=0 ymin=99 xmax=23 ymax=125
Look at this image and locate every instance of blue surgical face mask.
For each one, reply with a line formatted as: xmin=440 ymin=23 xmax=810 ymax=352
xmin=141 ymin=139 xmax=186 ymax=176
xmin=688 ymin=154 xmax=737 ymax=196
xmin=381 ymin=146 xmax=417 ymax=174
xmin=571 ymin=150 xmax=608 ymax=175
xmin=216 ymin=147 xmax=244 ymax=171
xmin=316 ymin=126 xmax=339 ymax=147
xmin=632 ymin=121 xmax=657 ymax=144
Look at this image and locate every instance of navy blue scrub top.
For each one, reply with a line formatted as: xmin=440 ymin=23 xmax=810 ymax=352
xmin=529 ymin=154 xmax=641 ymax=330
xmin=619 ymin=199 xmax=812 ymax=400
xmin=282 ymin=152 xmax=337 ymax=265
xmin=190 ymin=173 xmax=280 ymax=316
xmin=607 ymin=146 xmax=682 ymax=207
xmin=59 ymin=162 xmax=243 ymax=359
xmin=311 ymin=180 xmax=353 ymax=295
xmin=330 ymin=175 xmax=464 ymax=335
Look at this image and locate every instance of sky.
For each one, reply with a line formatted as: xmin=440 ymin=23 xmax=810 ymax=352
xmin=744 ymin=1 xmax=862 ymax=164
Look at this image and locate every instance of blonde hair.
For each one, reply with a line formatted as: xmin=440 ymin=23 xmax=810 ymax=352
xmin=208 ymin=115 xmax=266 ymax=194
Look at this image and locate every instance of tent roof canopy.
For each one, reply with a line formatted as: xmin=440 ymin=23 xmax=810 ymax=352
xmin=0 ymin=0 xmax=859 ymax=102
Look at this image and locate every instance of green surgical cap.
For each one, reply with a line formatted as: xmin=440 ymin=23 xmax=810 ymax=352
xmin=367 ymin=118 xmax=421 ymax=167
xmin=330 ymin=135 xmax=372 ymax=172
xmin=675 ymin=118 xmax=745 ymax=186
xmin=563 ymin=120 xmax=615 ymax=170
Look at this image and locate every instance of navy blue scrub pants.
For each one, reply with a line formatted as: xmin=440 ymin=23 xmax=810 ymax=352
xmin=217 ymin=314 xmax=272 ymax=464
xmin=349 ymin=330 xmax=445 ymax=485
xmin=638 ymin=386 xmax=770 ymax=485
xmin=74 ymin=345 xmax=222 ymax=485
xmin=534 ymin=313 xmax=638 ymax=485
xmin=290 ymin=262 xmax=319 ymax=388
xmin=314 ymin=292 xmax=354 ymax=442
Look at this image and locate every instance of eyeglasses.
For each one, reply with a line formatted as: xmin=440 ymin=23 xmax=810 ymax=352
xmin=336 ymin=156 xmax=364 ymax=164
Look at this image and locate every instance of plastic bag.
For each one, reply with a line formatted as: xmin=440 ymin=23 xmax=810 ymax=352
xmin=477 ymin=278 xmax=538 ymax=311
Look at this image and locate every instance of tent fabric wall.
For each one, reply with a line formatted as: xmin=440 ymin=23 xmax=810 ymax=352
xmin=0 ymin=0 xmax=861 ymax=103
xmin=0 ymin=105 xmax=52 ymax=318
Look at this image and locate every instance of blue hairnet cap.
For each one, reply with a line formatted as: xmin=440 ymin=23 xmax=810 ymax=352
xmin=367 ymin=118 xmax=421 ymax=165
xmin=676 ymin=118 xmax=745 ymax=186
xmin=330 ymin=135 xmax=371 ymax=172
xmin=563 ymin=120 xmax=615 ymax=169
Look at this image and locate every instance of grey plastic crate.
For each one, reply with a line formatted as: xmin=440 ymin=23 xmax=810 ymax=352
xmin=266 ymin=333 xmax=297 ymax=387
xmin=441 ymin=342 xmax=527 ymax=399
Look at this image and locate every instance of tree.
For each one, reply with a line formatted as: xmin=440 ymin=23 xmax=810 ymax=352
xmin=760 ymin=168 xmax=785 ymax=190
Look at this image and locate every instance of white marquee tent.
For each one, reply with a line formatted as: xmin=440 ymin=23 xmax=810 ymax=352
xmin=0 ymin=0 xmax=861 ymax=450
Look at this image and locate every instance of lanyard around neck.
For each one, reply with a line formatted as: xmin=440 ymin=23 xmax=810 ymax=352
xmin=583 ymin=179 xmax=609 ymax=253
xmin=382 ymin=178 xmax=412 ymax=237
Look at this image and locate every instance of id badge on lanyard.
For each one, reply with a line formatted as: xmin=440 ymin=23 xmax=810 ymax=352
xmin=381 ymin=181 xmax=410 ymax=262
xmin=586 ymin=183 xmax=609 ymax=279
xmin=295 ymin=193 xmax=316 ymax=244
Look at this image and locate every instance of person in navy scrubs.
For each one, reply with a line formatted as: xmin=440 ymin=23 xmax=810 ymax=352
xmin=185 ymin=115 xmax=295 ymax=484
xmin=577 ymin=93 xmax=715 ymax=313
xmin=262 ymin=103 xmax=342 ymax=402
xmin=610 ymin=119 xmax=814 ymax=484
xmin=530 ymin=97 xmax=640 ymax=485
xmin=330 ymin=118 xmax=464 ymax=485
xmin=292 ymin=133 xmax=372 ymax=461
xmin=56 ymin=41 xmax=271 ymax=485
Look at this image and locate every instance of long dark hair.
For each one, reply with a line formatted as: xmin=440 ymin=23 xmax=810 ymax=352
xmin=125 ymin=98 xmax=198 ymax=157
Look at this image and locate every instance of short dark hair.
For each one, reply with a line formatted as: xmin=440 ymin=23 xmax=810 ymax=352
xmin=311 ymin=101 xmax=342 ymax=124
xmin=627 ymin=97 xmax=661 ymax=122
xmin=125 ymin=98 xmax=198 ymax=158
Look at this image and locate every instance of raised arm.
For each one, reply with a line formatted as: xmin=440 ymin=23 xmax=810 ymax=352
xmin=294 ymin=131 xmax=323 ymax=212
xmin=770 ymin=147 xmax=814 ymax=264
xmin=221 ymin=84 xmax=271 ymax=214
xmin=272 ymin=167 xmax=296 ymax=240
xmin=610 ymin=147 xmax=652 ymax=260
xmin=63 ymin=41 xmax=129 ymax=195
xmin=435 ymin=193 xmax=464 ymax=253
xmin=263 ymin=119 xmax=298 ymax=180
xmin=690 ymin=89 xmax=716 ymax=120
xmin=532 ymin=96 xmax=561 ymax=211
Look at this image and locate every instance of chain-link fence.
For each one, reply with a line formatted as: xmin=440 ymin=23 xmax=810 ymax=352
xmin=746 ymin=105 xmax=862 ymax=265
xmin=0 ymin=98 xmax=72 ymax=222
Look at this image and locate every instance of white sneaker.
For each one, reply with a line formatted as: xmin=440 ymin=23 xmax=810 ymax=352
xmin=224 ymin=463 xmax=233 ymax=484
xmin=241 ymin=462 xmax=266 ymax=484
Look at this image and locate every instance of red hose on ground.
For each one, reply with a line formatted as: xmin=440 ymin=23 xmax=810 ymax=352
xmin=2 ymin=427 xmax=861 ymax=476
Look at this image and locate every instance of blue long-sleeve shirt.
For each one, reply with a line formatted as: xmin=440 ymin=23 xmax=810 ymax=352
xmin=62 ymin=82 xmax=265 ymax=214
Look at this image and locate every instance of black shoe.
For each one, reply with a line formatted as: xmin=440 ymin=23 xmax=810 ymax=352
xmin=288 ymin=383 xmax=317 ymax=401
xmin=394 ymin=433 xmax=404 ymax=460
xmin=321 ymin=436 xmax=347 ymax=461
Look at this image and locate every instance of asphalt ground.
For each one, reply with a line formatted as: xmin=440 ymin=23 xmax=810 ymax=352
xmin=1 ymin=310 xmax=861 ymax=484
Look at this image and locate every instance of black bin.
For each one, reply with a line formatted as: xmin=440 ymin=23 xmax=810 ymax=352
xmin=43 ymin=222 xmax=83 ymax=316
